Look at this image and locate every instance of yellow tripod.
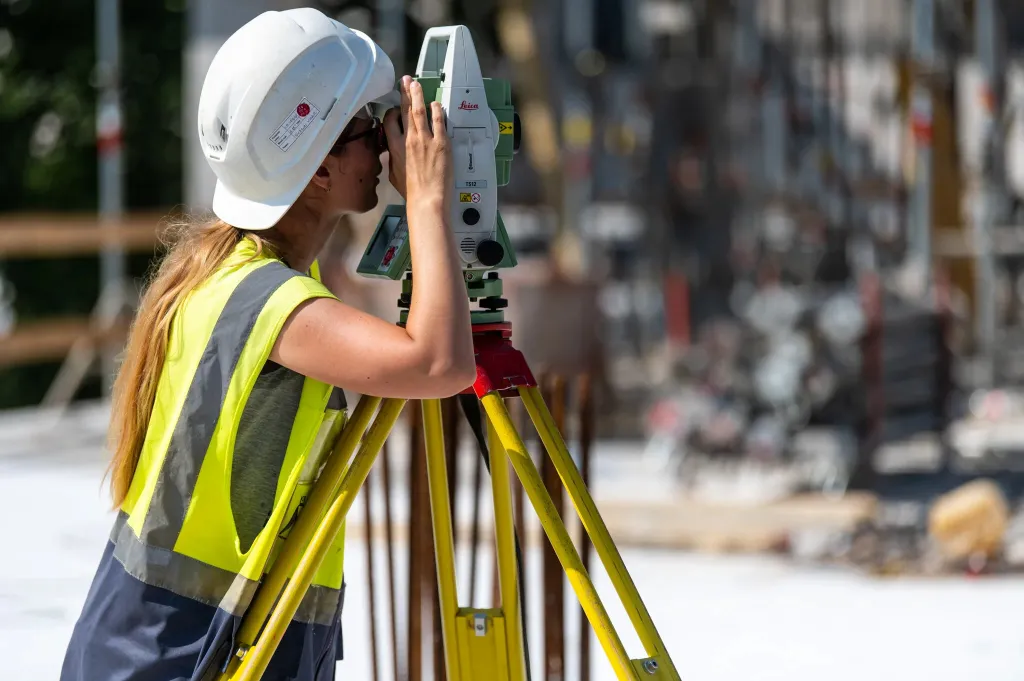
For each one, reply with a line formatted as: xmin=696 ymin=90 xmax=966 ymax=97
xmin=217 ymin=321 xmax=679 ymax=681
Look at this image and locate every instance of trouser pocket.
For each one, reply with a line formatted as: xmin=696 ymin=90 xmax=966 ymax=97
xmin=313 ymin=581 xmax=346 ymax=680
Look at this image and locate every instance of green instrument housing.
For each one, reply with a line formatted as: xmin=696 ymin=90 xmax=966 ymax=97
xmin=355 ymin=29 xmax=520 ymax=325
xmin=355 ymin=78 xmax=519 ymax=285
xmin=415 ymin=76 xmax=517 ymax=187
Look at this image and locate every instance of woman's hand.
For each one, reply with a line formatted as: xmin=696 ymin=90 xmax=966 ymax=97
xmin=386 ymin=75 xmax=450 ymax=209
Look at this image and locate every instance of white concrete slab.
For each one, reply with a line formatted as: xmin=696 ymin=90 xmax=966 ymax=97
xmin=3 ymin=457 xmax=1024 ymax=681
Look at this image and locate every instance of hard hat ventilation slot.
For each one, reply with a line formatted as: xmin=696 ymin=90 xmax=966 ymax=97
xmin=200 ymin=117 xmax=227 ymax=157
xmin=321 ymin=97 xmax=337 ymax=121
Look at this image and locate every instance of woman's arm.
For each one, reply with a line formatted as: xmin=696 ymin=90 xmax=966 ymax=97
xmin=270 ymin=77 xmax=475 ymax=398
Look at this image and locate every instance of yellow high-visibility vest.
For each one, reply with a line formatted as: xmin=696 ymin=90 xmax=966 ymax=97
xmin=113 ymin=237 xmax=348 ymax=626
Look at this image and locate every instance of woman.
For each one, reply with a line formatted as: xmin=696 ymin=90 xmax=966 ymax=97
xmin=60 ymin=9 xmax=473 ymax=681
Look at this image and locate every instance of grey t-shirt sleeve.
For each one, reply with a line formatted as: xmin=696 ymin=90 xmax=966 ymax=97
xmin=230 ymin=360 xmax=306 ymax=553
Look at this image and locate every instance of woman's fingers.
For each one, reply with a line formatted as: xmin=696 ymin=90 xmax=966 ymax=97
xmin=399 ymin=75 xmax=412 ymax=136
xmin=430 ymin=102 xmax=446 ymax=141
xmin=408 ymin=80 xmax=429 ymax=136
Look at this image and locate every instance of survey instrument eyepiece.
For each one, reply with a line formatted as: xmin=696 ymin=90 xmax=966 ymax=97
xmin=357 ymin=25 xmax=518 ymax=281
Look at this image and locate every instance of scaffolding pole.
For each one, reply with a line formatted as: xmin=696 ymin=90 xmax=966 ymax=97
xmin=908 ymin=0 xmax=935 ymax=281
xmin=95 ymin=0 xmax=126 ymax=395
xmin=973 ymin=0 xmax=1006 ymax=384
xmin=735 ymin=0 xmax=762 ymax=190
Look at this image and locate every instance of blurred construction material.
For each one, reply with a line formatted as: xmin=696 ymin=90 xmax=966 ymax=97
xmin=0 ymin=316 xmax=131 ymax=369
xmin=856 ymin=268 xmax=953 ymax=485
xmin=639 ymin=274 xmax=871 ymax=486
xmin=928 ymin=478 xmax=1009 ymax=563
xmin=503 ymin=276 xmax=603 ymax=377
xmin=0 ymin=213 xmax=163 ymax=258
xmin=601 ymin=490 xmax=879 ymax=554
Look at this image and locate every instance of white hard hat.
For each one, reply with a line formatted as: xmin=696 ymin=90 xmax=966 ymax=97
xmin=197 ymin=8 xmax=395 ymax=230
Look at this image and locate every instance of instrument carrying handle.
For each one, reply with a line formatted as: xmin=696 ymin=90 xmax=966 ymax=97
xmin=415 ymin=26 xmax=461 ymax=76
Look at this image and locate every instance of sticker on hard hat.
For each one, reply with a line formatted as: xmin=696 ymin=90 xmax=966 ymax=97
xmin=270 ymin=98 xmax=321 ymax=152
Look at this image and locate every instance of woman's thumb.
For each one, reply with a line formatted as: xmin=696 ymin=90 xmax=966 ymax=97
xmin=383 ymin=109 xmax=401 ymax=136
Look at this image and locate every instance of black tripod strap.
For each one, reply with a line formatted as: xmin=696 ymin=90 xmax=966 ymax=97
xmin=457 ymin=393 xmax=533 ymax=681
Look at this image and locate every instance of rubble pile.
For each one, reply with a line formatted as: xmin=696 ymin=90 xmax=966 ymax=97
xmin=789 ymin=480 xmax=1024 ymax=576
xmin=645 ymin=278 xmax=866 ymax=485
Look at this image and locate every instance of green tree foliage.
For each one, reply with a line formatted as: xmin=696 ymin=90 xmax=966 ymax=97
xmin=0 ymin=0 xmax=184 ymax=408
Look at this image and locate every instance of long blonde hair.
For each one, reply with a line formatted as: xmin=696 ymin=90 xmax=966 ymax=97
xmin=105 ymin=215 xmax=275 ymax=508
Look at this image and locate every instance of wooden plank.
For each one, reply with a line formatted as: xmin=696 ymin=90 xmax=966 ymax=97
xmin=350 ymin=490 xmax=881 ymax=555
xmin=0 ymin=317 xmax=131 ymax=367
xmin=593 ymin=492 xmax=880 ymax=550
xmin=934 ymin=226 xmax=1024 ymax=257
xmin=0 ymin=213 xmax=171 ymax=258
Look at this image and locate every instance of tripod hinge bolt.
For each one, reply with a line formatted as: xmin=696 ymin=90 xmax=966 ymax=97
xmin=642 ymin=659 xmax=659 ymax=675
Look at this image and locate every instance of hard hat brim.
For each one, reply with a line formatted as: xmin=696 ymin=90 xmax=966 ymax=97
xmin=212 ymin=178 xmax=293 ymax=231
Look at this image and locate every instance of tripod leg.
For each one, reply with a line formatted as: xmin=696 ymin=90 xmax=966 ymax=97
xmin=486 ymin=411 xmax=528 ymax=681
xmin=379 ymin=441 xmax=402 ymax=680
xmin=225 ymin=397 xmax=406 ymax=681
xmin=228 ymin=395 xmax=382 ymax=665
xmin=421 ymin=399 xmax=462 ymax=681
xmin=519 ymin=386 xmax=677 ymax=679
xmin=363 ymin=460 xmax=380 ymax=681
xmin=478 ymin=393 xmax=636 ymax=681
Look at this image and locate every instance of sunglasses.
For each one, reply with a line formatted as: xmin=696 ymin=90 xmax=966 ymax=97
xmin=331 ymin=106 xmax=387 ymax=155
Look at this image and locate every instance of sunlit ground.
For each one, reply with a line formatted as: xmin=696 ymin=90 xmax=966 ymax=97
xmin=3 ymin=449 xmax=1024 ymax=681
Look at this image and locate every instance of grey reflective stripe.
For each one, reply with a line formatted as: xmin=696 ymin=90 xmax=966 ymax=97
xmin=110 ymin=512 xmax=344 ymax=626
xmin=141 ymin=260 xmax=298 ymax=549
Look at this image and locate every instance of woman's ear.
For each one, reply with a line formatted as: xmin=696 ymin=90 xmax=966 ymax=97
xmin=310 ymin=165 xmax=331 ymax=192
